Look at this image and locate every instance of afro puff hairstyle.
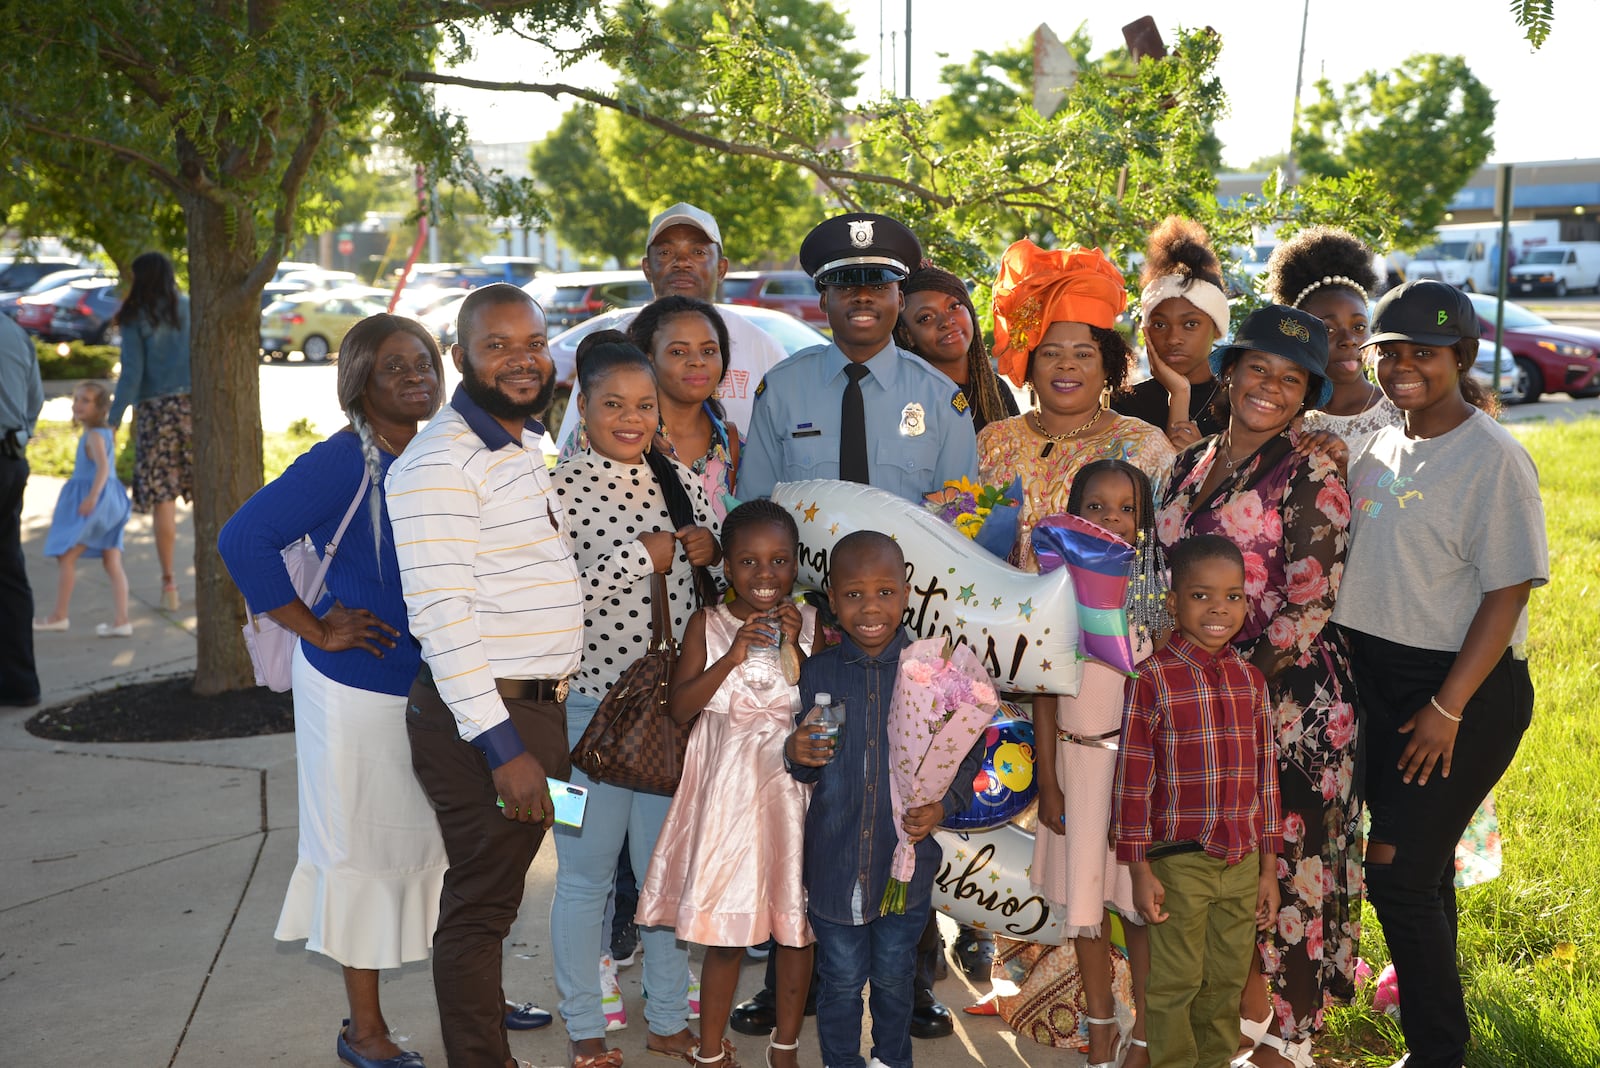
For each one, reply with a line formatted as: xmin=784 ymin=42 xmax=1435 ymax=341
xmin=1141 ymin=216 xmax=1225 ymax=291
xmin=1266 ymin=226 xmax=1379 ymax=308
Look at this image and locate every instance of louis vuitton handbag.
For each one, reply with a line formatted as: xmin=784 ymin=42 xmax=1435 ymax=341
xmin=569 ymin=571 xmax=689 ymax=795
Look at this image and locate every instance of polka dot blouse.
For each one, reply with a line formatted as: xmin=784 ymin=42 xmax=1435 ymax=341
xmin=555 ymin=451 xmax=719 ymax=701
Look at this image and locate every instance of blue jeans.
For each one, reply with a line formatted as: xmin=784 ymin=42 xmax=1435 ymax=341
xmin=551 ymin=691 xmax=690 ymax=1041
xmin=810 ymin=904 xmax=926 ymax=1068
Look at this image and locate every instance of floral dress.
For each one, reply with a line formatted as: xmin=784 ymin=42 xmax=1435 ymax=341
xmin=1156 ymin=430 xmax=1360 ymax=1045
xmin=977 ymin=412 xmax=1176 ymax=571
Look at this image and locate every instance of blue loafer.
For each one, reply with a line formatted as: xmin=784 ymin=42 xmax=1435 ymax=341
xmin=504 ymin=1000 xmax=554 ymax=1031
xmin=338 ymin=1020 xmax=425 ymax=1068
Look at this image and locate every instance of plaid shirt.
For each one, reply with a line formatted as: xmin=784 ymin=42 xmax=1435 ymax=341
xmin=1112 ymin=635 xmax=1282 ymax=865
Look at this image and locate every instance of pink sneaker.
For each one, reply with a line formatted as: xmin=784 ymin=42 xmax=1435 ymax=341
xmin=688 ymin=965 xmax=700 ymax=1020
xmin=600 ymin=953 xmax=627 ymax=1031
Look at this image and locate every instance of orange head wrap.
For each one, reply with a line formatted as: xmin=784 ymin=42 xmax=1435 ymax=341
xmin=990 ymin=239 xmax=1129 ymax=387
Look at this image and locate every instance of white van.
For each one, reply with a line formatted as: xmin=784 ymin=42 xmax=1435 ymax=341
xmin=1507 ymin=243 xmax=1600 ymax=297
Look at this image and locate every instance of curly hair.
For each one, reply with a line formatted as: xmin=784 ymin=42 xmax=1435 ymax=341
xmin=1025 ymin=325 xmax=1132 ymax=396
xmin=895 ymin=264 xmax=1012 ymax=426
xmin=1266 ymin=226 xmax=1378 ymax=308
xmin=1141 ymin=216 xmax=1224 ymax=290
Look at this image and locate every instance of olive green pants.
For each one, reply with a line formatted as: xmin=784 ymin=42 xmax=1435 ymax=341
xmin=1144 ymin=849 xmax=1260 ymax=1068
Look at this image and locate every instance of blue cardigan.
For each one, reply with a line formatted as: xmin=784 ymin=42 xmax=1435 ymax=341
xmin=110 ymin=294 xmax=191 ymax=427
xmin=218 ymin=430 xmax=420 ymax=696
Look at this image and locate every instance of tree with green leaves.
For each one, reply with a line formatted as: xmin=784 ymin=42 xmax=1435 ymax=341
xmin=527 ymin=105 xmax=649 ymax=265
xmin=0 ymin=1 xmax=568 ymax=693
xmin=1293 ymin=54 xmax=1495 ymax=248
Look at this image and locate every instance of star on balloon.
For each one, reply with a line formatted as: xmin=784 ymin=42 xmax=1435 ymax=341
xmin=1017 ymin=597 xmax=1034 ymax=621
xmin=829 ymin=522 xmax=839 ymax=535
xmin=991 ymin=596 xmax=1004 ymax=609
xmin=957 ymin=583 xmax=976 ymax=605
xmin=1040 ymin=659 xmax=1053 ymax=671
xmin=803 ymin=502 xmax=820 ymax=522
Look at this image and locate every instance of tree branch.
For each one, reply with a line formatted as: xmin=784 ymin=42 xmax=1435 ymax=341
xmin=405 ymin=70 xmax=954 ymax=207
xmin=17 ymin=119 xmax=185 ymax=197
xmin=253 ymin=100 xmax=336 ymax=293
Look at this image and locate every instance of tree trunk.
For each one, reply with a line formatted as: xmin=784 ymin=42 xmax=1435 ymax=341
xmin=184 ymin=194 xmax=266 ymax=695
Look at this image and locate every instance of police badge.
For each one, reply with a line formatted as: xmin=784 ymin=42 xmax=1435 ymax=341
xmin=899 ymin=401 xmax=926 ymax=436
xmin=849 ymin=219 xmax=875 ymax=249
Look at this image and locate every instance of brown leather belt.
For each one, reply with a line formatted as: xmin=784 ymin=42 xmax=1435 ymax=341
xmin=495 ymin=677 xmax=570 ymax=702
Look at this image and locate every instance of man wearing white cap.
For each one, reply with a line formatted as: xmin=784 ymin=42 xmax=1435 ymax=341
xmin=551 ymin=202 xmax=789 ymax=447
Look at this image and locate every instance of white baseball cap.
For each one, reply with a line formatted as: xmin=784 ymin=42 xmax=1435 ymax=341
xmin=646 ymin=203 xmax=723 ymax=249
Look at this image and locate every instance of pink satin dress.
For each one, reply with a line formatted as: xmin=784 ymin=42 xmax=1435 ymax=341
xmin=636 ymin=603 xmax=817 ymax=948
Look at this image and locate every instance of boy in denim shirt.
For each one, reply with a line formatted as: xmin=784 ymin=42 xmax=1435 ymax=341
xmin=785 ymin=531 xmax=984 ymax=1068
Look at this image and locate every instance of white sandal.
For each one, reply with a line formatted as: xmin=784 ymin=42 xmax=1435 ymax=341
xmin=1083 ymin=1014 xmax=1123 ymax=1068
xmin=1234 ymin=1032 xmax=1316 ymax=1068
xmin=1118 ymin=1036 xmax=1148 ymax=1067
xmin=764 ymin=1031 xmax=798 ymax=1068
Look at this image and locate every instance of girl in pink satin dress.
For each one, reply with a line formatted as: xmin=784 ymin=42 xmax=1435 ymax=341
xmin=637 ymin=500 xmax=817 ymax=1068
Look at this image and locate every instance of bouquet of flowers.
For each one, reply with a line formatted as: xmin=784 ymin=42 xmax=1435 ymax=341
xmin=922 ymin=476 xmax=1022 ymax=559
xmin=882 ymin=637 xmax=1002 ymax=914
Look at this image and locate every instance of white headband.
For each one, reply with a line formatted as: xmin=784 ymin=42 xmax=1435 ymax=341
xmin=1139 ymin=273 xmax=1230 ymax=338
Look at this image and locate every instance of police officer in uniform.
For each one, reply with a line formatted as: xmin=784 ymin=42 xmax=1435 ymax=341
xmin=732 ymin=214 xmax=972 ymax=1042
xmin=739 ymin=213 xmax=978 ymax=500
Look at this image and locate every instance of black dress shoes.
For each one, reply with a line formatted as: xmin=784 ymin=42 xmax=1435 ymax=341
xmin=909 ymin=1001 xmax=954 ymax=1039
xmin=729 ymin=993 xmax=777 ymax=1036
xmin=951 ymin=933 xmax=996 ymax=980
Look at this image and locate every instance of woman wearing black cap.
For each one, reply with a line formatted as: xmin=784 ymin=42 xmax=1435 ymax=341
xmin=1155 ymin=306 xmax=1359 ymax=1068
xmin=1333 ymin=280 xmax=1546 ymax=1068
xmin=894 ymin=264 xmax=1019 ymax=432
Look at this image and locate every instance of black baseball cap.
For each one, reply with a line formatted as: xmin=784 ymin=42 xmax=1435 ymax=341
xmin=1208 ymin=304 xmax=1333 ymax=407
xmin=1363 ymin=279 xmax=1480 ymax=348
xmin=799 ymin=213 xmax=922 ymax=288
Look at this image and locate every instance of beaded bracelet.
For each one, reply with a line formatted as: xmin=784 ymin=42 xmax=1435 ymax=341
xmin=1430 ymin=695 xmax=1463 ymax=723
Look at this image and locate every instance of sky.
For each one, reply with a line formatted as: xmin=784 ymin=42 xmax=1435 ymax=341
xmin=433 ymin=0 xmax=1600 ymax=170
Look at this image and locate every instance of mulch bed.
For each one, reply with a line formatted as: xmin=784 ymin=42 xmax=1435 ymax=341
xmin=25 ymin=675 xmax=293 ymax=742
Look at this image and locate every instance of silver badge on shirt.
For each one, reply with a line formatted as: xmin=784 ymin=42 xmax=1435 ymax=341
xmin=899 ymin=402 xmax=926 ymax=437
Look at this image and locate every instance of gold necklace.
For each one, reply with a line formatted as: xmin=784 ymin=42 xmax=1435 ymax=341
xmin=377 ymin=432 xmax=398 ymax=454
xmin=1032 ymin=407 xmax=1104 ymax=458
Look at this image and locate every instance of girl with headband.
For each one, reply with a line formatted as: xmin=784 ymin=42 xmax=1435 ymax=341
xmin=1113 ymin=217 xmax=1232 ymax=450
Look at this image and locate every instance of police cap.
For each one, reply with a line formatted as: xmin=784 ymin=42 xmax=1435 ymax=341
xmin=799 ymin=213 xmax=923 ymax=288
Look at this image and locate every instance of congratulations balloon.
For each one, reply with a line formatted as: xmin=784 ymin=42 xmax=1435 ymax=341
xmin=771 ymin=480 xmax=1081 ymax=695
xmin=932 ymin=823 xmax=1070 ymax=944
xmin=943 ymin=704 xmax=1039 ymax=831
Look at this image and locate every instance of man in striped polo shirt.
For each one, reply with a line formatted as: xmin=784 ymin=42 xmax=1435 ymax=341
xmin=388 ymin=283 xmax=583 ymax=1068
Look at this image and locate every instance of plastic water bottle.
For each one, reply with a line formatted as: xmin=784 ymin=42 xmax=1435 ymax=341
xmin=811 ymin=693 xmax=845 ymax=747
xmin=741 ymin=617 xmax=782 ymax=691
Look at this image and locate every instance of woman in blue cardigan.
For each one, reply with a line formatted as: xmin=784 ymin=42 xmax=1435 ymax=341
xmin=220 ymin=314 xmax=446 ymax=1068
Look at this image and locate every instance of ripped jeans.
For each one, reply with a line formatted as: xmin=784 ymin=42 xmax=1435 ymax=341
xmin=1344 ymin=629 xmax=1533 ymax=1068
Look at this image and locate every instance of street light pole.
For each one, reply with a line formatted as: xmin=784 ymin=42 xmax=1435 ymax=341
xmin=905 ymin=0 xmax=912 ymax=97
xmin=1286 ymin=0 xmax=1310 ymax=186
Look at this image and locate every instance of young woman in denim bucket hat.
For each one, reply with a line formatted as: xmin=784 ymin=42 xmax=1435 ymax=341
xmin=1333 ymin=280 xmax=1547 ymax=1068
xmin=1155 ymin=305 xmax=1360 ymax=1068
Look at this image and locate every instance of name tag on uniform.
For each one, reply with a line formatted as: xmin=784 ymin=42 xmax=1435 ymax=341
xmin=791 ymin=422 xmax=823 ymax=438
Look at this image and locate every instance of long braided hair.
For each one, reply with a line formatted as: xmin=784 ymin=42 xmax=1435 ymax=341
xmin=895 ymin=264 xmax=1013 ymax=429
xmin=336 ymin=314 xmax=444 ymax=566
xmin=1067 ymin=459 xmax=1170 ymax=645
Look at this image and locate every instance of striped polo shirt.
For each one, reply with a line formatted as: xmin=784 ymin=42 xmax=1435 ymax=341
xmin=387 ymin=385 xmax=582 ymax=767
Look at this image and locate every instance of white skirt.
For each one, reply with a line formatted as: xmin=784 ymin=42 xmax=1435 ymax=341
xmin=274 ymin=644 xmax=446 ymax=969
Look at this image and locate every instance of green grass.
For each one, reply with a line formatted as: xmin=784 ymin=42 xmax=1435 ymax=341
xmin=1324 ymin=416 xmax=1600 ymax=1067
xmin=27 ymin=417 xmax=319 ymax=483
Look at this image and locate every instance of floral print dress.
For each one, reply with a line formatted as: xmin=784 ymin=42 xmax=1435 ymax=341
xmin=1157 ymin=430 xmax=1360 ymax=1046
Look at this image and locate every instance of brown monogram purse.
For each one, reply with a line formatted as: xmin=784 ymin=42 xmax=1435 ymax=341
xmin=570 ymin=571 xmax=689 ymax=795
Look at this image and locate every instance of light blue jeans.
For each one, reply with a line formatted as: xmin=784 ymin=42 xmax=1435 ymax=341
xmin=551 ymin=690 xmax=691 ymax=1041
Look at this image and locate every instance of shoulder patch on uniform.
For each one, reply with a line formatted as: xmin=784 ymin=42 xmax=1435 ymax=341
xmin=755 ymin=378 xmax=766 ymax=397
xmin=951 ymin=388 xmax=969 ymax=415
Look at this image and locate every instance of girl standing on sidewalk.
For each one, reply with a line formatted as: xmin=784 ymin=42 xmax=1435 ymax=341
xmin=34 ymin=382 xmax=131 ymax=637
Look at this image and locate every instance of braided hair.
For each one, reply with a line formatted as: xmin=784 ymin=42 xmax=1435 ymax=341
xmin=1266 ymin=226 xmax=1378 ymax=309
xmin=895 ymin=264 xmax=1013 ymax=428
xmin=337 ymin=313 xmax=444 ymax=567
xmin=1067 ymin=459 xmax=1170 ymax=645
xmin=578 ymin=338 xmax=722 ymax=608
xmin=720 ymin=499 xmax=799 ymax=560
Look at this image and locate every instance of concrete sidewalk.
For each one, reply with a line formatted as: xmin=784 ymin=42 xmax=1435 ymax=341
xmin=0 ymin=474 xmax=1065 ymax=1067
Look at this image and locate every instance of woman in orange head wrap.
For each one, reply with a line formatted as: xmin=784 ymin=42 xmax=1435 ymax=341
xmin=979 ymin=239 xmax=1175 ymax=1068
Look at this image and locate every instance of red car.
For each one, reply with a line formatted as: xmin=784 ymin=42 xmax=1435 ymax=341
xmin=1467 ymin=293 xmax=1600 ymax=404
xmin=12 ymin=284 xmax=77 ymax=336
xmin=722 ymin=270 xmax=830 ymax=329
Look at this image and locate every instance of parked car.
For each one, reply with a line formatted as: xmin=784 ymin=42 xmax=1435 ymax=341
xmin=0 ymin=258 xmax=83 ymax=304
xmin=545 ymin=303 xmax=826 ymax=388
xmin=721 ymin=270 xmax=830 ymax=328
xmin=1466 ymin=292 xmax=1600 ymax=404
xmin=13 ymin=284 xmax=78 ymax=336
xmin=0 ymin=267 xmax=104 ymax=320
xmin=48 ymin=279 xmax=124 ymax=344
xmin=260 ymin=287 xmax=389 ymax=362
xmin=1506 ymin=242 xmax=1600 ymax=298
xmin=524 ymin=270 xmax=653 ymax=331
xmin=277 ymin=267 xmax=360 ymax=290
xmin=1467 ymin=340 xmax=1520 ymax=401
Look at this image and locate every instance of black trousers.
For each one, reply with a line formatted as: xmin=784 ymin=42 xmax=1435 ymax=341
xmin=1345 ymin=629 xmax=1532 ymax=1068
xmin=407 ymin=675 xmax=570 ymax=1068
xmin=0 ymin=454 xmax=38 ymax=703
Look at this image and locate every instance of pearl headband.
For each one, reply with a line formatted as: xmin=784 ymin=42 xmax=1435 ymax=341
xmin=1139 ymin=273 xmax=1230 ymax=338
xmin=1292 ymin=274 xmax=1369 ymax=308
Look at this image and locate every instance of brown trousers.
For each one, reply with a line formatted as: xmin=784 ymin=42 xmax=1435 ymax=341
xmin=407 ymin=675 xmax=570 ymax=1068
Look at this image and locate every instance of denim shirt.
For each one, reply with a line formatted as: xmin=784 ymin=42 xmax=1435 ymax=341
xmin=109 ymin=294 xmax=192 ymax=427
xmin=790 ymin=629 xmax=984 ymax=925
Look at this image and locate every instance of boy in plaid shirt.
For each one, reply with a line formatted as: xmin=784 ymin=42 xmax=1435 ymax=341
xmin=1113 ymin=534 xmax=1281 ymax=1068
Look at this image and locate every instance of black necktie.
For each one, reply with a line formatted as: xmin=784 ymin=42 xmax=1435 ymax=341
xmin=840 ymin=363 xmax=870 ymax=484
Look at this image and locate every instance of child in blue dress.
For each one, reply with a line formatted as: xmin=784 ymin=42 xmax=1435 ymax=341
xmin=35 ymin=382 xmax=132 ymax=636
